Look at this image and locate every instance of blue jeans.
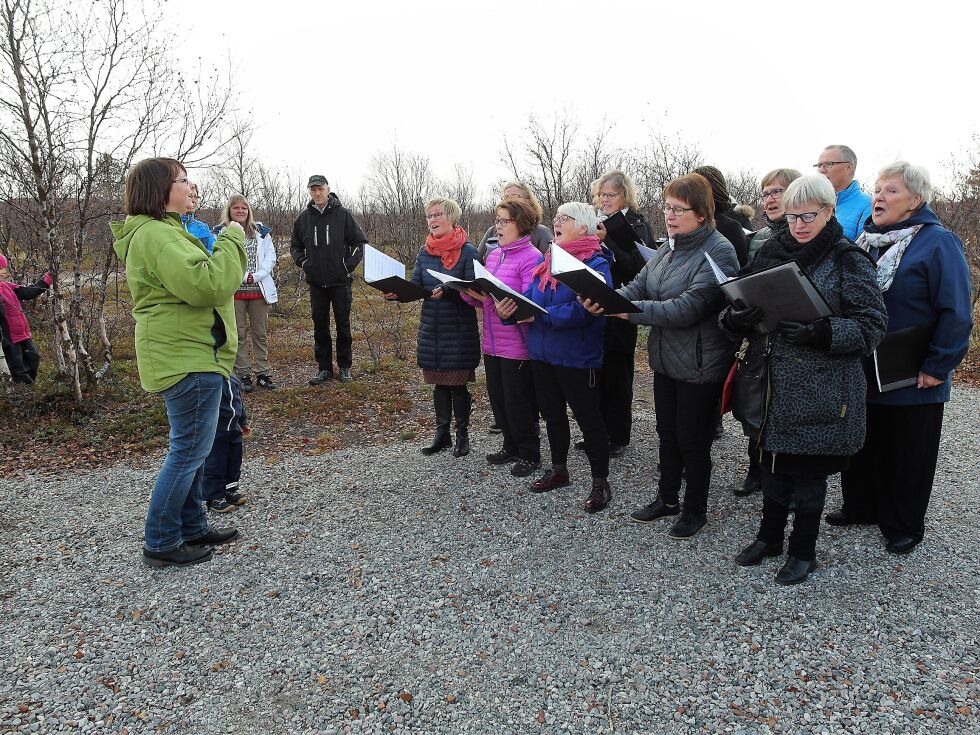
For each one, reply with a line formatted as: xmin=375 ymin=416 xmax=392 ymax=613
xmin=144 ymin=372 xmax=223 ymax=552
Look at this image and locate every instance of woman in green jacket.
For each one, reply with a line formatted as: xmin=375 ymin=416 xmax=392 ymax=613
xmin=111 ymin=158 xmax=247 ymax=568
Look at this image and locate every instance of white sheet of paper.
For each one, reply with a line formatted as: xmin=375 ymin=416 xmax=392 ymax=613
xmin=550 ymin=242 xmax=604 ymax=282
xmin=473 ymin=261 xmax=524 ymax=300
xmin=636 ymin=243 xmax=656 ymax=262
xmin=703 ymin=251 xmax=732 ymax=285
xmin=425 ymin=268 xmax=455 ymax=285
xmin=364 ymin=244 xmax=405 ymax=283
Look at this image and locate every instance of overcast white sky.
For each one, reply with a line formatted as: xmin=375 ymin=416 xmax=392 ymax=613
xmin=170 ymin=0 xmax=979 ymax=199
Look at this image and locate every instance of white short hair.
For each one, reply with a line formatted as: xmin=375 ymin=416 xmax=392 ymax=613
xmin=556 ymin=201 xmax=598 ymax=235
xmin=782 ymin=174 xmax=837 ymax=211
xmin=877 ymin=161 xmax=932 ymax=205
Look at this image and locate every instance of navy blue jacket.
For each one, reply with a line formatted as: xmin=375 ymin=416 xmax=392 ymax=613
xmin=860 ymin=206 xmax=973 ymax=405
xmin=411 ymin=243 xmax=481 ymax=371
xmin=525 ymin=251 xmax=612 ymax=370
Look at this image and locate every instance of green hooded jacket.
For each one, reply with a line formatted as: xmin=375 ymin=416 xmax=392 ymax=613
xmin=111 ymin=213 xmax=246 ymax=393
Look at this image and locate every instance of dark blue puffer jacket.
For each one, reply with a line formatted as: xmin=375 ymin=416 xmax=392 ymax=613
xmin=411 ymin=243 xmax=481 ymax=371
xmin=525 ymin=251 xmax=612 ymax=370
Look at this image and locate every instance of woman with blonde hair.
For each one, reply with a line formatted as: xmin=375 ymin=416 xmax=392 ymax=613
xmin=389 ymin=197 xmax=481 ymax=457
xmin=214 ymin=194 xmax=278 ymax=392
xmin=477 ymin=180 xmax=552 ymax=261
xmin=584 ymin=169 xmax=655 ymax=457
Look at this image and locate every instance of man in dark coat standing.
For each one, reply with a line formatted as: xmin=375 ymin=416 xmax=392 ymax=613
xmin=290 ymin=175 xmax=368 ymax=384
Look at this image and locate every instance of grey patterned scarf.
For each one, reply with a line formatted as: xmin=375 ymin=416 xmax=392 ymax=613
xmin=855 ymin=225 xmax=923 ymax=292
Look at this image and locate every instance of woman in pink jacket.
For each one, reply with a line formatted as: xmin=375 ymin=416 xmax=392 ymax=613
xmin=463 ymin=199 xmax=544 ymax=477
xmin=0 ymin=254 xmax=51 ymax=384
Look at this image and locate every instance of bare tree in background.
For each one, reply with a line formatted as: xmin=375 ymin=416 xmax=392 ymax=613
xmin=502 ymin=113 xmax=579 ymax=220
xmin=932 ymin=140 xmax=980 ymax=310
xmin=0 ymin=0 xmax=238 ymax=401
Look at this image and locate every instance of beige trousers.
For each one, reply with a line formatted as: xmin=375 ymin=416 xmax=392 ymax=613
xmin=234 ymin=298 xmax=271 ymax=377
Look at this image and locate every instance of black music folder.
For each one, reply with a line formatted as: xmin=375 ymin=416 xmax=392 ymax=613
xmin=873 ymin=324 xmax=933 ymax=392
xmin=705 ymin=252 xmax=832 ymax=334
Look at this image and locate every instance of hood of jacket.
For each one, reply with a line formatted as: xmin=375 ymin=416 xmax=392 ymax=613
xmin=307 ymin=191 xmax=342 ymax=213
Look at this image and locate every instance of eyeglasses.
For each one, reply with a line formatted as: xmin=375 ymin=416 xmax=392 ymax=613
xmin=760 ymin=188 xmax=784 ymax=200
xmin=173 ymin=177 xmax=189 ymax=184
xmin=813 ymin=161 xmax=848 ymax=170
xmin=425 ymin=212 xmax=445 ymax=220
xmin=784 ymin=206 xmax=829 ymax=224
xmin=598 ymin=191 xmax=621 ymax=200
xmin=662 ymin=204 xmax=693 ymax=216
xmin=493 ymin=217 xmax=514 ymax=226
xmin=553 ymin=214 xmax=574 ymax=225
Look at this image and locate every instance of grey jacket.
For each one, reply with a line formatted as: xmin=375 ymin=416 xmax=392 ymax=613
xmin=619 ymin=227 xmax=739 ymax=383
xmin=720 ymin=239 xmax=887 ymax=458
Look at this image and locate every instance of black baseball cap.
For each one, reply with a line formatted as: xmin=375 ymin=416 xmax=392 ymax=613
xmin=307 ymin=175 xmax=329 ymax=188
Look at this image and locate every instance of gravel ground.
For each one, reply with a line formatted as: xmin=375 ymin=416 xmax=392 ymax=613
xmin=2 ymin=378 xmax=978 ymax=735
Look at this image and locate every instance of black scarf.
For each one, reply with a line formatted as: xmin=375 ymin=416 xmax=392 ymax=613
xmin=750 ymin=216 xmax=843 ymax=274
xmin=764 ymin=213 xmax=790 ymax=241
xmin=671 ymin=224 xmax=713 ymax=251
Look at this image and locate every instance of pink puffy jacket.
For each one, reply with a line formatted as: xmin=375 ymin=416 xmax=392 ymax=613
xmin=462 ymin=236 xmax=543 ymax=360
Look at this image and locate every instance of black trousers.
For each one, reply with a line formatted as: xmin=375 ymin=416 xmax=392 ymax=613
xmin=202 ymin=429 xmax=243 ymax=503
xmin=841 ymin=402 xmax=945 ymax=543
xmin=758 ymin=464 xmax=828 ymax=561
xmin=532 ymin=361 xmax=608 ymax=479
xmin=309 ymin=283 xmax=353 ymax=370
xmin=484 ymin=354 xmax=539 ymax=462
xmin=4 ymin=338 xmax=40 ymax=383
xmin=599 ymin=349 xmax=636 ymax=446
xmin=653 ymin=373 xmax=723 ymax=517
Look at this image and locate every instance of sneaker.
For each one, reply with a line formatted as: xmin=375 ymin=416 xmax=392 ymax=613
xmin=629 ymin=498 xmax=680 ymax=524
xmin=142 ymin=543 xmax=213 ymax=568
xmin=207 ymin=498 xmax=236 ymax=513
xmin=510 ymin=459 xmax=541 ymax=477
xmin=488 ymin=423 xmax=503 ymax=434
xmin=240 ymin=375 xmax=255 ymax=393
xmin=573 ymin=439 xmax=586 ymax=451
xmin=256 ymin=374 xmax=277 ymax=390
xmin=308 ymin=369 xmax=334 ymax=386
xmin=339 ymin=367 xmax=353 ymax=382
xmin=487 ymin=449 xmax=518 ymax=465
xmin=225 ymin=491 xmax=246 ymax=506
xmin=669 ymin=514 xmax=707 ymax=539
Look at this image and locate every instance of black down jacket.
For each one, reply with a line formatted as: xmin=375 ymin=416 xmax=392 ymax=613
xmin=411 ymin=243 xmax=481 ymax=371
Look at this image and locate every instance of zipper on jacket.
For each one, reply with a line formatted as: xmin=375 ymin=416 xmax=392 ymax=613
xmin=756 ymin=334 xmax=774 ymax=456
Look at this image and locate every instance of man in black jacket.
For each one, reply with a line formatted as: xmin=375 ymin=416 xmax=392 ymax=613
xmin=290 ymin=175 xmax=368 ymax=384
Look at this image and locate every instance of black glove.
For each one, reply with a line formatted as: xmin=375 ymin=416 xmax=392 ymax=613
xmin=723 ymin=304 xmax=766 ymax=335
xmin=778 ymin=318 xmax=832 ymax=349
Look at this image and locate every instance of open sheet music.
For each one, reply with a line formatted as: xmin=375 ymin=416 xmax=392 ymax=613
xmin=363 ymin=244 xmax=428 ymax=302
xmin=549 ymin=242 xmax=641 ymax=315
xmin=425 ymin=261 xmax=546 ymax=322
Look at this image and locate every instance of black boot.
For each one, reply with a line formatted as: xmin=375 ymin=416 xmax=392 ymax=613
xmin=421 ymin=386 xmax=452 ymax=455
xmin=451 ymin=387 xmax=471 ymax=458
